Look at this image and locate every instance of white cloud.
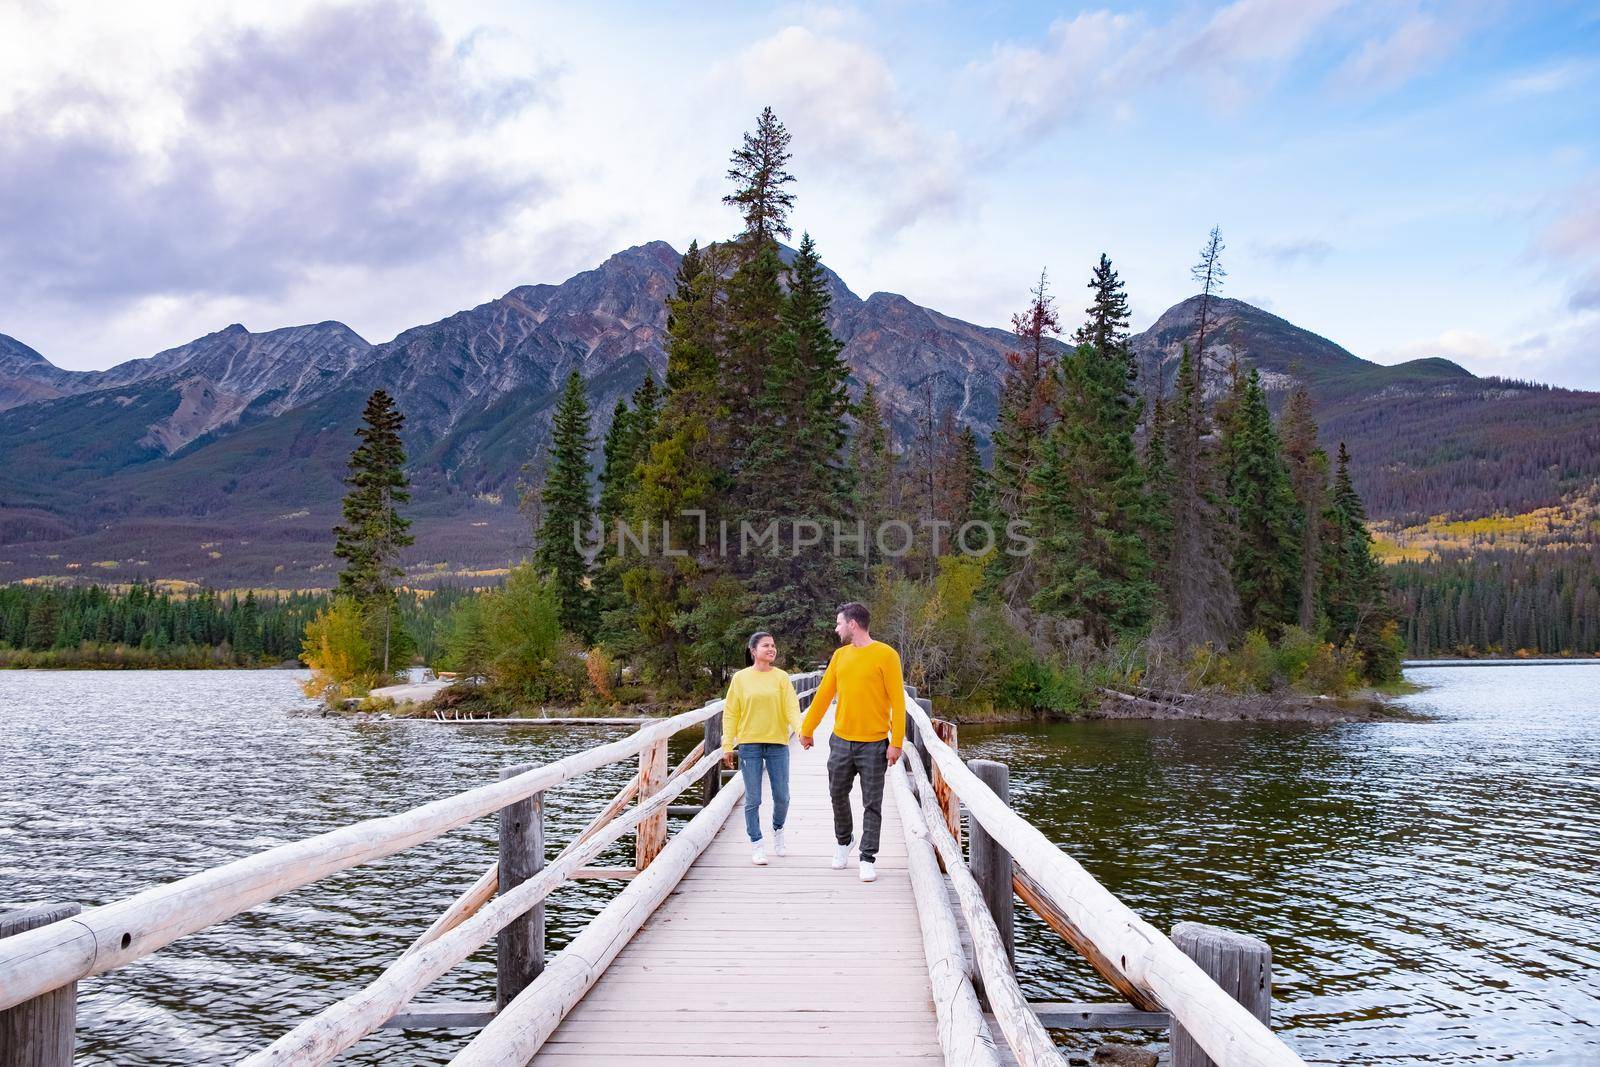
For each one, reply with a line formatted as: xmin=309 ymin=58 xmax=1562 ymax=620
xmin=1333 ymin=13 xmax=1462 ymax=94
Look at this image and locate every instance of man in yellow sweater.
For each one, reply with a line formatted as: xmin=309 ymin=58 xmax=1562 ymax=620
xmin=799 ymin=602 xmax=907 ymax=883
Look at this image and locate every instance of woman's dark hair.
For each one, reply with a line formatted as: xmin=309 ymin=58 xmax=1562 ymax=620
xmin=745 ymin=631 xmax=774 ymax=666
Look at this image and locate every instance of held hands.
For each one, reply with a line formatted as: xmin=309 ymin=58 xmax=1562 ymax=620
xmin=887 ymin=745 xmax=902 ymax=766
xmin=799 ymin=734 xmax=814 ymax=750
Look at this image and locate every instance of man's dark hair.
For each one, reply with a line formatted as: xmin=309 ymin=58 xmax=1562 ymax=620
xmin=837 ymin=602 xmax=870 ymax=630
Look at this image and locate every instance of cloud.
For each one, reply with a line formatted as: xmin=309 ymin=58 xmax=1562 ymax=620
xmin=974 ymin=1 xmax=1488 ymax=138
xmin=719 ymin=25 xmax=964 ymax=236
xmin=1530 ymin=176 xmax=1600 ymax=312
xmin=0 ymin=0 xmax=548 ymax=308
xmin=1256 ymin=238 xmax=1334 ymax=266
xmin=1497 ymin=59 xmax=1596 ymax=99
xmin=1332 ymin=14 xmax=1462 ymax=94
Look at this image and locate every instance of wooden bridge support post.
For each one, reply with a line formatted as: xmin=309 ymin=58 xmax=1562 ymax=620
xmin=1169 ymin=922 xmax=1272 ymax=1067
xmin=496 ymin=769 xmax=545 ymax=1010
xmin=0 ymin=904 xmax=78 ymax=1067
xmin=701 ymin=713 xmax=723 ymax=804
xmin=635 ymin=739 xmax=669 ymax=870
xmin=966 ymin=759 xmax=1014 ymax=967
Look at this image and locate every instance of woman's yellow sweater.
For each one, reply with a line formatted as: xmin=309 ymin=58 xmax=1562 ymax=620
xmin=722 ymin=666 xmax=802 ymax=748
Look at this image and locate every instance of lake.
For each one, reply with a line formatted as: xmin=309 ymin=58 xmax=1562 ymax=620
xmin=2 ymin=665 xmax=1597 ymax=1064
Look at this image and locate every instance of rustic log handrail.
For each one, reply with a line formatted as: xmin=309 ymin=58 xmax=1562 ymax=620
xmin=902 ymin=697 xmax=1306 ymax=1067
xmin=450 ymin=770 xmax=748 ymax=1065
xmin=890 ymin=748 xmax=1002 ymax=1066
xmin=900 ymin=745 xmax=1063 ymax=1067
xmin=0 ymin=679 xmax=827 ymax=1014
xmin=241 ymin=751 xmax=724 ymax=1066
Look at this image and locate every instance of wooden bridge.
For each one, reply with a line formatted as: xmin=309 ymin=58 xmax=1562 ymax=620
xmin=0 ymin=671 xmax=1306 ymax=1066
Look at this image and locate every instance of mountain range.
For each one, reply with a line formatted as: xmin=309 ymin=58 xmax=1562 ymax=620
xmin=2 ymin=241 xmax=1597 ymax=589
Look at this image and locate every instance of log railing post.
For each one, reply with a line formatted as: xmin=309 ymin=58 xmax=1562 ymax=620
xmin=0 ymin=904 xmax=78 ymax=1067
xmin=635 ymin=739 xmax=669 ymax=870
xmin=1169 ymin=922 xmax=1272 ymax=1067
xmin=966 ymin=759 xmax=1014 ymax=967
xmin=496 ymin=769 xmax=545 ymax=1010
xmin=701 ymin=712 xmax=723 ymax=805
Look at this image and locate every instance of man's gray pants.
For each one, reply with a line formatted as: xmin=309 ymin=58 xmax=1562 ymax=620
xmin=827 ymin=734 xmax=888 ymax=863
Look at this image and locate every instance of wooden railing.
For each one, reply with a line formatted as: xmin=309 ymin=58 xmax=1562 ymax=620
xmin=899 ymin=692 xmax=1304 ymax=1067
xmin=0 ymin=671 xmax=822 ymax=1065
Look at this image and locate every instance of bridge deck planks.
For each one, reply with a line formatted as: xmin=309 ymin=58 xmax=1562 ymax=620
xmin=534 ymin=715 xmax=943 ymax=1063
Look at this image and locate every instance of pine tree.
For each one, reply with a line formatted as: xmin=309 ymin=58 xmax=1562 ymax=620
xmin=742 ymin=233 xmax=857 ymax=658
xmin=1143 ymin=393 xmax=1175 ymax=591
xmin=233 ymin=590 xmax=264 ymax=662
xmin=592 ymin=375 xmax=659 ymax=643
xmin=1322 ymin=442 xmax=1400 ymax=678
xmin=597 ymin=399 xmax=636 ymax=532
xmin=851 ymin=381 xmax=894 ymax=568
xmin=1219 ymin=367 xmax=1301 ymax=636
xmin=1190 ymin=226 xmax=1227 ymax=391
xmin=954 ymin=425 xmax=990 ymax=531
xmin=624 ymin=243 xmax=732 ymax=688
xmin=1279 ymin=383 xmax=1328 ymax=631
xmin=535 ymin=371 xmax=597 ymax=641
xmin=332 ymin=389 xmax=414 ymax=674
xmin=723 ymin=106 xmax=796 ymax=245
xmin=1164 ymin=346 xmax=1238 ymax=648
xmin=991 ymin=270 xmax=1061 ymax=602
xmin=1031 ymin=255 xmax=1155 ymax=644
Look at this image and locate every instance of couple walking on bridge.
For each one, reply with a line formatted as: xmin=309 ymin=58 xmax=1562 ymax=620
xmin=719 ymin=601 xmax=908 ymax=883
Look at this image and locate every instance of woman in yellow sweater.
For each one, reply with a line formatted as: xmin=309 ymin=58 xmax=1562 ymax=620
xmin=721 ymin=631 xmax=802 ymax=865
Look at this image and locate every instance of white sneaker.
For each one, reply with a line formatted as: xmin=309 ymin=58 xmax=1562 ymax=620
xmin=859 ymin=860 xmax=878 ymax=883
xmin=752 ymin=844 xmax=768 ymax=866
xmin=831 ymin=842 xmax=852 ymax=870
xmin=773 ymin=829 xmax=788 ymax=857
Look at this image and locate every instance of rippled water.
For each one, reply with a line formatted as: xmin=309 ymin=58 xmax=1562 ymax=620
xmin=3 ymin=666 xmax=1598 ymax=1064
xmin=1 ymin=670 xmax=691 ymax=1065
xmin=961 ymin=664 xmax=1600 ymax=1066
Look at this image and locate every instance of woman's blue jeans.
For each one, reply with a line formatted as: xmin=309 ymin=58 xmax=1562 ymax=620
xmin=737 ymin=742 xmax=790 ymax=843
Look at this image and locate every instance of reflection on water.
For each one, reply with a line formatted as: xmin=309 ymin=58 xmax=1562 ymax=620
xmin=960 ymin=664 xmax=1600 ymax=1066
xmin=3 ymin=667 xmax=1597 ymax=1064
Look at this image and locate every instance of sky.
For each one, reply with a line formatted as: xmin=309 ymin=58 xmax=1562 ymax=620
xmin=1 ymin=0 xmax=1597 ymax=388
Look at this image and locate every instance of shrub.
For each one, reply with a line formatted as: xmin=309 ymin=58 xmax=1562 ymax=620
xmin=300 ymin=597 xmax=374 ymax=703
xmin=1300 ymin=640 xmax=1363 ymax=696
xmin=586 ymin=646 xmax=617 ymax=703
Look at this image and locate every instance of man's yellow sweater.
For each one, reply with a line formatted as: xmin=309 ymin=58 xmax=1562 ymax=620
xmin=801 ymin=640 xmax=907 ymax=747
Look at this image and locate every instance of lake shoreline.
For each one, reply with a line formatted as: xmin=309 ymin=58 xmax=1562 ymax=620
xmin=335 ymin=682 xmax=1418 ymax=727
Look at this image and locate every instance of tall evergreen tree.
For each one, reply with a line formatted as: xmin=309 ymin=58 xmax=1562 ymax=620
xmin=592 ymin=375 xmax=660 ymax=643
xmin=1143 ymin=393 xmax=1175 ymax=591
xmin=535 ymin=371 xmax=597 ymax=641
xmin=851 ymin=381 xmax=894 ymax=568
xmin=332 ymin=389 xmax=414 ymax=674
xmin=742 ymin=233 xmax=857 ymax=658
xmin=1190 ymin=226 xmax=1227 ymax=391
xmin=1280 ymin=383 xmax=1328 ymax=631
xmin=625 ymin=243 xmax=734 ymax=688
xmin=991 ymin=270 xmax=1061 ymax=602
xmin=723 ymin=106 xmax=796 ymax=245
xmin=1031 ymin=255 xmax=1155 ymax=644
xmin=953 ymin=425 xmax=990 ymax=532
xmin=1322 ymin=442 xmax=1400 ymax=677
xmin=1164 ymin=346 xmax=1238 ymax=648
xmin=1219 ymin=367 xmax=1301 ymax=635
